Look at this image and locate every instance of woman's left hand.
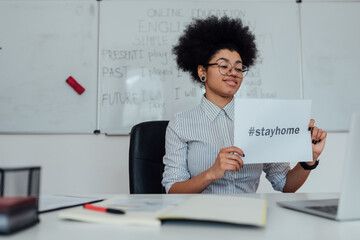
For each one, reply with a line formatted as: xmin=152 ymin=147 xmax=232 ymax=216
xmin=308 ymin=119 xmax=327 ymax=162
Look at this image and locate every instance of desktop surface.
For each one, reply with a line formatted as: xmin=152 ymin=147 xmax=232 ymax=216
xmin=3 ymin=193 xmax=360 ymax=240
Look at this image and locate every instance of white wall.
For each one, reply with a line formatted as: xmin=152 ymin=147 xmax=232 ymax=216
xmin=0 ymin=132 xmax=347 ymax=195
xmin=0 ymin=134 xmax=129 ymax=195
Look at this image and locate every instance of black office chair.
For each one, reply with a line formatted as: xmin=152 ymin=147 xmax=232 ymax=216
xmin=129 ymin=121 xmax=169 ymax=194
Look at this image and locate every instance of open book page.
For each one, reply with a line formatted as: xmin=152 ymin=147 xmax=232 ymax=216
xmin=59 ymin=195 xmax=185 ymax=227
xmin=98 ymin=195 xmax=185 ymax=212
xmin=157 ymin=195 xmax=267 ymax=227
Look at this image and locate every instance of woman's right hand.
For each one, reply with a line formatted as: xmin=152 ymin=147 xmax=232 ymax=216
xmin=208 ymin=146 xmax=245 ymax=180
xmin=169 ymin=146 xmax=245 ymax=194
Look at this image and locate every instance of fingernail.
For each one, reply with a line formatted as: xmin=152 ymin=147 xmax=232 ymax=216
xmin=312 ymin=139 xmax=316 ymax=144
xmin=318 ymin=139 xmax=321 ymax=143
xmin=243 ymin=153 xmax=245 ymax=157
xmin=308 ymin=127 xmax=311 ymax=131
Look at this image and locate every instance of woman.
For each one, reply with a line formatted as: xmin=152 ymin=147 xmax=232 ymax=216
xmin=162 ymin=16 xmax=327 ymax=194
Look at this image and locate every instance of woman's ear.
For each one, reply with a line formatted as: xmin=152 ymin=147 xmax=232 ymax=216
xmin=197 ymin=65 xmax=206 ymax=79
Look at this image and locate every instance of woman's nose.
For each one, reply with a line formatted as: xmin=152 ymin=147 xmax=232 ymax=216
xmin=228 ymin=67 xmax=238 ymax=76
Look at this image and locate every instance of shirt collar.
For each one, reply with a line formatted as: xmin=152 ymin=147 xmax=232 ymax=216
xmin=200 ymin=95 xmax=234 ymax=121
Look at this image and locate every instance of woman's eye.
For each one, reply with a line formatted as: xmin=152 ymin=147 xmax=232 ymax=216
xmin=220 ymin=65 xmax=228 ymax=69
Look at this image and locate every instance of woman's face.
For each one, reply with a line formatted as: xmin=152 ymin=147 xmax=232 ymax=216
xmin=201 ymin=49 xmax=244 ymax=104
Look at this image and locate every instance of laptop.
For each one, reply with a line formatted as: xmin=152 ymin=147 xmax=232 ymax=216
xmin=277 ymin=112 xmax=360 ymax=221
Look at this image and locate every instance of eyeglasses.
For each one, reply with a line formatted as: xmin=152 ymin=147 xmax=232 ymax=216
xmin=204 ymin=60 xmax=248 ymax=78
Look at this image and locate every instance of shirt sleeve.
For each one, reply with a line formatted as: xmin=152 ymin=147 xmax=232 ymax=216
xmin=162 ymin=115 xmax=190 ymax=193
xmin=263 ymin=162 xmax=291 ymax=192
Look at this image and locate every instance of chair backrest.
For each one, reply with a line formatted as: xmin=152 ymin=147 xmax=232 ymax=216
xmin=129 ymin=121 xmax=169 ymax=194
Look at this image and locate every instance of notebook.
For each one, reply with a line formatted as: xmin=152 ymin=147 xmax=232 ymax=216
xmin=59 ymin=195 xmax=267 ymax=227
xmin=277 ymin=112 xmax=360 ymax=221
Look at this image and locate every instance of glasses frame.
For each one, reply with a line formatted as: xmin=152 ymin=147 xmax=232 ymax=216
xmin=204 ymin=61 xmax=248 ymax=78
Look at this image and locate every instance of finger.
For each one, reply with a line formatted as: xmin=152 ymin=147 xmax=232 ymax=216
xmin=318 ymin=131 xmax=327 ymax=143
xmin=225 ymin=159 xmax=241 ymax=171
xmin=308 ymin=119 xmax=315 ymax=131
xmin=311 ymin=127 xmax=319 ymax=144
xmin=316 ymin=129 xmax=323 ymax=140
xmin=218 ymin=151 xmax=241 ymax=162
xmin=225 ymin=153 xmax=244 ymax=168
xmin=219 ymin=159 xmax=240 ymax=171
xmin=221 ymin=146 xmax=245 ymax=157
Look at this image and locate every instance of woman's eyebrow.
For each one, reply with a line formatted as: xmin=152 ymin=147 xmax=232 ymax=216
xmin=216 ymin=57 xmax=243 ymax=63
xmin=216 ymin=57 xmax=229 ymax=61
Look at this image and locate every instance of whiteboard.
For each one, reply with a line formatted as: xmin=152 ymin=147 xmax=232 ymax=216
xmin=1 ymin=1 xmax=359 ymax=134
xmin=99 ymin=0 xmax=302 ymax=134
xmin=301 ymin=2 xmax=360 ymax=131
xmin=0 ymin=1 xmax=98 ymax=133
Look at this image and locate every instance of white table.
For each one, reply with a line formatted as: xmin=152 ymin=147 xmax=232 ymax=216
xmin=3 ymin=193 xmax=360 ymax=240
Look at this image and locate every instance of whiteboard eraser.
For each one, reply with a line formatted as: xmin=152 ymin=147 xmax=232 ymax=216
xmin=66 ymin=76 xmax=85 ymax=95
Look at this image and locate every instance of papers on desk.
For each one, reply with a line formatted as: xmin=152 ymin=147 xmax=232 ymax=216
xmin=39 ymin=194 xmax=104 ymax=213
xmin=59 ymin=195 xmax=267 ymax=227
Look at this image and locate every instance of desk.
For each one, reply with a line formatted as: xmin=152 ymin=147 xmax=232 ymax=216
xmin=3 ymin=193 xmax=360 ymax=240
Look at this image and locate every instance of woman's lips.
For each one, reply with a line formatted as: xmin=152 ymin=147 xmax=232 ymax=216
xmin=223 ymin=78 xmax=238 ymax=86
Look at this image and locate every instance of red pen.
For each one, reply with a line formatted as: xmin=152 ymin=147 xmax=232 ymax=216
xmin=83 ymin=204 xmax=125 ymax=214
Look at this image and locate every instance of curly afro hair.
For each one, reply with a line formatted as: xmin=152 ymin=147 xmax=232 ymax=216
xmin=173 ymin=16 xmax=258 ymax=84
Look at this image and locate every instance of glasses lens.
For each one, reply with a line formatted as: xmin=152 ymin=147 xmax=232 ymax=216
xmin=241 ymin=65 xmax=248 ymax=77
xmin=217 ymin=61 xmax=248 ymax=78
xmin=217 ymin=61 xmax=230 ymax=76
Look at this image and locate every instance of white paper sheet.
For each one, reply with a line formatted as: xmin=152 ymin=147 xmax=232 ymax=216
xmin=234 ymin=99 xmax=313 ymax=164
xmin=39 ymin=194 xmax=103 ymax=213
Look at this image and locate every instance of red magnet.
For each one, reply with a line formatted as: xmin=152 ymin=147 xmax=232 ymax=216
xmin=66 ymin=76 xmax=85 ymax=95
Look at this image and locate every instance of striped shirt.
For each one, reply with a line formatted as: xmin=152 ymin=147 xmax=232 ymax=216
xmin=162 ymin=95 xmax=290 ymax=194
